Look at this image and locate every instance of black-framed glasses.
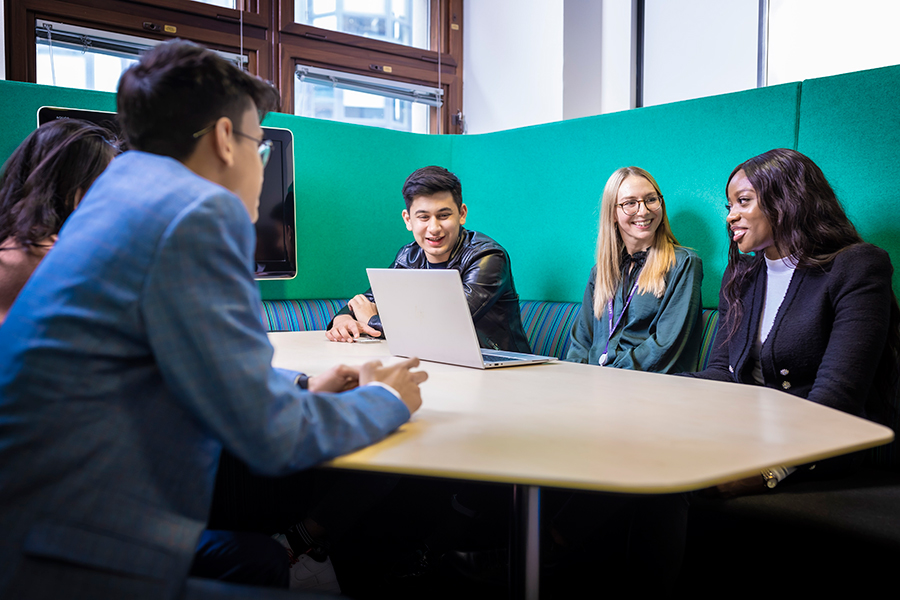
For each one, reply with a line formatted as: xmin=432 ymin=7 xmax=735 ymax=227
xmin=617 ymin=195 xmax=662 ymax=216
xmin=192 ymin=124 xmax=273 ymax=168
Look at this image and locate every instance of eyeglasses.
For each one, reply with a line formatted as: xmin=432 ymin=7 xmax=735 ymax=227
xmin=617 ymin=195 xmax=662 ymax=216
xmin=192 ymin=123 xmax=273 ymax=168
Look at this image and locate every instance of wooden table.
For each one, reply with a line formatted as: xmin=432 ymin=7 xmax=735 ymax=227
xmin=269 ymin=331 xmax=894 ymax=597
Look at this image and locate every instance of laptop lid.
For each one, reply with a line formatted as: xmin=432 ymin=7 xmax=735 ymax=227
xmin=366 ymin=268 xmax=555 ymax=369
xmin=367 ymin=268 xmax=486 ymax=368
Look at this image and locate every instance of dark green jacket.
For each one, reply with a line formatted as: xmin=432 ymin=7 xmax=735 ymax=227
xmin=567 ymin=246 xmax=703 ymax=373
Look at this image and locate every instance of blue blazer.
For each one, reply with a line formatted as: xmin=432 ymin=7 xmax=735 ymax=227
xmin=0 ymin=152 xmax=410 ymax=599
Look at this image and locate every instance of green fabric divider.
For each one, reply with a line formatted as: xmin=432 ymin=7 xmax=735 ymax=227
xmin=0 ymin=79 xmax=803 ymax=306
xmin=0 ymin=80 xmax=117 ymax=165
xmin=450 ymin=83 xmax=801 ymax=305
xmin=797 ymin=64 xmax=900 ymax=298
xmin=256 ymin=114 xmax=450 ymax=299
xmin=0 ymin=81 xmax=448 ymax=300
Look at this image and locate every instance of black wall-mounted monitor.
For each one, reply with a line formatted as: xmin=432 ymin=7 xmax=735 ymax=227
xmin=37 ymin=106 xmax=297 ymax=280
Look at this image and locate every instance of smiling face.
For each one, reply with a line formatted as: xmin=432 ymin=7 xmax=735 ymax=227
xmin=615 ymin=175 xmax=662 ymax=254
xmin=402 ymin=191 xmax=467 ymax=263
xmin=726 ymin=169 xmax=781 ymax=259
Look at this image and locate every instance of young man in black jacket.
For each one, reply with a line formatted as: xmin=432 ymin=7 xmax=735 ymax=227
xmin=327 ymin=165 xmax=531 ymax=353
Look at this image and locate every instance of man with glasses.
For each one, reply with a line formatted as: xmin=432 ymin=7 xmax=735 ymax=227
xmin=0 ymin=40 xmax=427 ymax=600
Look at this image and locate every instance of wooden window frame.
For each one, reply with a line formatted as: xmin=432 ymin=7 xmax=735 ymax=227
xmin=279 ymin=0 xmax=462 ymax=134
xmin=5 ymin=0 xmax=464 ymax=134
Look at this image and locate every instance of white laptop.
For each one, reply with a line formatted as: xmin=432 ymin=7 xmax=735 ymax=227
xmin=366 ymin=268 xmax=558 ymax=369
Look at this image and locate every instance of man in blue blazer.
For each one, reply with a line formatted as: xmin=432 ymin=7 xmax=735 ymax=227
xmin=0 ymin=40 xmax=427 ymax=599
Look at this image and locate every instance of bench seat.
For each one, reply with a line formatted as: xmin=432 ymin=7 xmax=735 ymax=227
xmin=258 ymin=298 xmax=721 ymax=366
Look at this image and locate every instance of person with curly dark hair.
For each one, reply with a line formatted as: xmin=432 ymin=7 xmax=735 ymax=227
xmin=687 ymin=147 xmax=900 ymax=496
xmin=0 ymin=119 xmax=117 ymax=325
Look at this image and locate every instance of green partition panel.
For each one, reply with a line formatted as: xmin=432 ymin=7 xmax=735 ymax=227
xmin=0 ymin=81 xmax=449 ymax=300
xmin=258 ymin=115 xmax=450 ymax=299
xmin=450 ymin=83 xmax=801 ymax=306
xmin=0 ymin=80 xmax=117 ymax=164
xmin=797 ymin=64 xmax=900 ymax=297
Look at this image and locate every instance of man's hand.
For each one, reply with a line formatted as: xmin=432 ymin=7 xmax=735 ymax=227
xmin=359 ymin=357 xmax=428 ymax=415
xmin=307 ymin=364 xmax=360 ymax=393
xmin=348 ymin=294 xmax=379 ymax=326
xmin=326 ymin=313 xmax=382 ymax=342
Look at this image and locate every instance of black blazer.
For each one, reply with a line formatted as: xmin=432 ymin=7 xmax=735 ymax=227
xmin=689 ymin=243 xmax=896 ymax=424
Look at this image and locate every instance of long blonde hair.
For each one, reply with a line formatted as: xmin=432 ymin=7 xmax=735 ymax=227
xmin=593 ymin=167 xmax=679 ymax=318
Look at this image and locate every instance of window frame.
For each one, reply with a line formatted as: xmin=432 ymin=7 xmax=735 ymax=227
xmin=278 ymin=0 xmax=462 ymax=134
xmin=4 ymin=0 xmax=464 ymax=135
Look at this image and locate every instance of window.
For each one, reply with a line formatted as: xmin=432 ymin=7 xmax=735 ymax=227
xmin=6 ymin=1 xmax=464 ymax=134
xmin=766 ymin=0 xmax=900 ymax=85
xmin=295 ymin=65 xmax=438 ymax=132
xmin=194 ymin=0 xmax=236 ymax=8
xmin=35 ymin=20 xmax=245 ymax=93
xmin=294 ymin=0 xmax=430 ymax=50
xmin=634 ymin=1 xmax=900 ymax=110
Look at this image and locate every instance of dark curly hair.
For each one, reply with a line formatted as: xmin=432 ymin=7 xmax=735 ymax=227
xmin=0 ymin=119 xmax=118 ymax=251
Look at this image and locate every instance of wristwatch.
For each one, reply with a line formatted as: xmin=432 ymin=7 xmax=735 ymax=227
xmin=761 ymin=468 xmax=778 ymax=489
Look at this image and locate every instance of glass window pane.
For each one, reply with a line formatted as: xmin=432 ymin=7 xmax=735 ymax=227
xmin=768 ymin=0 xmax=900 ymax=85
xmin=295 ymin=78 xmax=429 ymax=133
xmin=344 ymin=0 xmax=385 ymax=14
xmin=193 ymin=0 xmax=237 ymax=8
xmin=295 ymin=0 xmax=430 ymax=50
xmin=37 ymin=40 xmax=138 ymax=93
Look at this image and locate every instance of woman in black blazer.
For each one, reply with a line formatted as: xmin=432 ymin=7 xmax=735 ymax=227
xmin=688 ymin=148 xmax=900 ymax=494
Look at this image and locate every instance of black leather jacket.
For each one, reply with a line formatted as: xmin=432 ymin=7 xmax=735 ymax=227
xmin=333 ymin=228 xmax=532 ymax=353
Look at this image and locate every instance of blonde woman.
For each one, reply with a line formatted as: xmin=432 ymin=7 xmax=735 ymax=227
xmin=547 ymin=167 xmax=705 ymax=594
xmin=567 ymin=166 xmax=703 ymax=372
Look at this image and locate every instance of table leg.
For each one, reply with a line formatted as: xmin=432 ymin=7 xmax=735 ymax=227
xmin=509 ymin=484 xmax=540 ymax=600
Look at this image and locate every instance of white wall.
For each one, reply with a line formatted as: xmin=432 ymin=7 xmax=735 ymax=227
xmin=642 ymin=0 xmax=758 ymax=107
xmin=767 ymin=0 xmax=900 ymax=85
xmin=462 ymin=0 xmax=564 ymax=134
xmin=563 ymin=0 xmax=637 ymax=119
xmin=462 ymin=0 xmax=900 ymax=133
xmin=562 ymin=0 xmax=603 ymax=120
xmin=463 ymin=0 xmax=758 ymax=133
xmin=597 ymin=0 xmax=636 ymax=115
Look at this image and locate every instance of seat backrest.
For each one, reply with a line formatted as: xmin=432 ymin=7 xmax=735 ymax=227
xmin=259 ymin=299 xmax=348 ymax=332
xmin=518 ymin=300 xmax=582 ymax=359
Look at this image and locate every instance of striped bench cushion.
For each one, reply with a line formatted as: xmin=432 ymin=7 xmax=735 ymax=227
xmin=259 ymin=298 xmax=582 ymax=359
xmin=698 ymin=309 xmax=720 ymax=371
xmin=519 ymin=300 xmax=582 ymax=359
xmin=259 ymin=299 xmax=720 ymax=366
xmin=259 ymin=299 xmax=348 ymax=332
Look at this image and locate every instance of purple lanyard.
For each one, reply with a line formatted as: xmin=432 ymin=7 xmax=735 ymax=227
xmin=599 ymin=282 xmax=639 ymax=366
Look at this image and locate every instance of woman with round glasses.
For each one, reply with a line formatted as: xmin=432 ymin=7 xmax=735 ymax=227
xmin=686 ymin=148 xmax=900 ymax=494
xmin=548 ymin=167 xmax=703 ymax=595
xmin=567 ymin=166 xmax=704 ymax=373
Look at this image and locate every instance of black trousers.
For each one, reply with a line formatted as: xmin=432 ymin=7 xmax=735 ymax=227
xmin=191 ymin=529 xmax=290 ymax=588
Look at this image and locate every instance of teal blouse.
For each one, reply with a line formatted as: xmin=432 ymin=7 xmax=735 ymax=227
xmin=566 ymin=246 xmax=703 ymax=373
